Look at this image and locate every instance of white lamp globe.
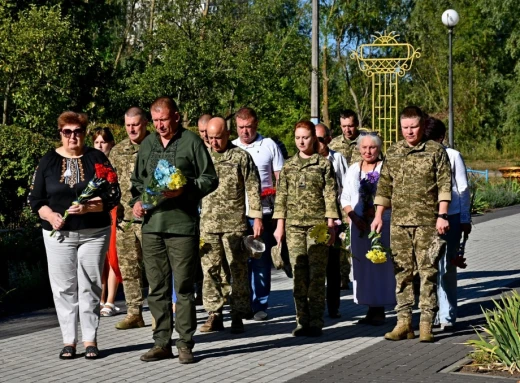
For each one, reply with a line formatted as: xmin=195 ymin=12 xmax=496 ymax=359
xmin=442 ymin=9 xmax=460 ymax=28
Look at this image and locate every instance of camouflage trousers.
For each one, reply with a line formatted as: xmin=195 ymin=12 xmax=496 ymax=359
xmin=116 ymin=222 xmax=144 ymax=316
xmin=391 ymin=224 xmax=446 ymax=323
xmin=286 ymin=225 xmax=329 ymax=329
xmin=200 ymin=231 xmax=251 ymax=316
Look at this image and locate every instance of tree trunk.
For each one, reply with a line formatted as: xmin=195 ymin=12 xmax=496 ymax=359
xmin=147 ymin=0 xmax=156 ymax=65
xmin=113 ymin=0 xmax=137 ymax=73
xmin=3 ymin=82 xmax=10 ymax=125
xmin=344 ymin=63 xmax=362 ymax=128
xmin=321 ymin=45 xmax=330 ymax=128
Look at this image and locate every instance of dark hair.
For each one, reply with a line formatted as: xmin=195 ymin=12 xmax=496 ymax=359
xmin=150 ymin=97 xmax=179 ymax=113
xmin=235 ymin=107 xmax=258 ymax=122
xmin=92 ymin=127 xmax=115 ymax=144
xmin=339 ymin=109 xmax=359 ymax=125
xmin=424 ymin=117 xmax=446 ymax=142
xmin=400 ymin=105 xmax=426 ymax=122
xmin=294 ymin=120 xmax=319 ymax=153
xmin=57 ymin=111 xmax=88 ymax=130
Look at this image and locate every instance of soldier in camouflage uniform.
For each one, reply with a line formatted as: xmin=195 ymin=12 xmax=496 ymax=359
xmin=196 ymin=114 xmax=231 ymax=303
xmin=328 ymin=109 xmax=361 ymax=289
xmin=372 ymin=106 xmax=452 ymax=343
xmin=111 ymin=107 xmax=150 ymax=330
xmin=199 ymin=117 xmax=263 ymax=334
xmin=273 ymin=120 xmax=339 ymax=337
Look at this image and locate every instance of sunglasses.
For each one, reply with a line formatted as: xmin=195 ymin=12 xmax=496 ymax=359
xmin=61 ymin=128 xmax=86 ymax=138
xmin=317 ymin=136 xmax=328 ymax=143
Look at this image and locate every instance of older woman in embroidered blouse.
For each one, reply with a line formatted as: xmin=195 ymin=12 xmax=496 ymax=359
xmin=28 ymin=112 xmax=120 ymax=360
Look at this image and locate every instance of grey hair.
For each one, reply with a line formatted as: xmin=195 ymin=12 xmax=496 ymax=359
xmin=356 ymin=132 xmax=382 ymax=150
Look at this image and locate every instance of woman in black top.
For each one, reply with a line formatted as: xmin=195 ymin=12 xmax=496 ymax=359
xmin=28 ymin=111 xmax=121 ymax=360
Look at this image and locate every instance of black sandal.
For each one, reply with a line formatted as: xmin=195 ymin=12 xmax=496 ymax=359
xmin=59 ymin=345 xmax=76 ymax=360
xmin=85 ymin=345 xmax=100 ymax=360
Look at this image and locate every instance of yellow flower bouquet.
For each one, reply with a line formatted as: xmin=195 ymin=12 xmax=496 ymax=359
xmin=366 ymin=231 xmax=391 ymax=264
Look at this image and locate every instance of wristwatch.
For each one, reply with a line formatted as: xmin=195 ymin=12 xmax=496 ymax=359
xmin=436 ymin=213 xmax=449 ymax=220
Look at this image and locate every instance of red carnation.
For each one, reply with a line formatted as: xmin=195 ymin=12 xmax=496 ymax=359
xmin=261 ymin=188 xmax=276 ymax=198
xmin=95 ymin=163 xmax=108 ymax=179
xmin=107 ymin=171 xmax=118 ymax=184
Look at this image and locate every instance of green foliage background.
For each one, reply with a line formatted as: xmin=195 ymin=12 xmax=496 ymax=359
xmin=1 ymin=0 xmax=520 ymax=226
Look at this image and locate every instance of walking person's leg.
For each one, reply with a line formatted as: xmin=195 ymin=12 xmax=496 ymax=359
xmin=115 ymin=223 xmax=145 ymax=329
xmin=77 ymin=226 xmax=110 ymax=358
xmin=43 ymin=230 xmax=80 ymax=358
xmin=168 ymin=234 xmax=199 ymax=364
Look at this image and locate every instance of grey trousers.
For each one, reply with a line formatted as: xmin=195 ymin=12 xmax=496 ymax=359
xmin=43 ymin=227 xmax=110 ymax=344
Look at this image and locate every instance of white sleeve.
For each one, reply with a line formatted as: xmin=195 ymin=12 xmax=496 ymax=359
xmin=453 ymin=152 xmax=471 ymax=223
xmin=271 ymin=141 xmax=285 ymax=172
xmin=340 ymin=163 xmax=357 ymax=209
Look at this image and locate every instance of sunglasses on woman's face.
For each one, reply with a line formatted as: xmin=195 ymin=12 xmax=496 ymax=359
xmin=359 ymin=131 xmax=378 ymax=136
xmin=61 ymin=128 xmax=86 ymax=138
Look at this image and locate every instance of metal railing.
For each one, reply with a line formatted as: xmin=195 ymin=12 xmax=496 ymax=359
xmin=467 ymin=168 xmax=488 ymax=182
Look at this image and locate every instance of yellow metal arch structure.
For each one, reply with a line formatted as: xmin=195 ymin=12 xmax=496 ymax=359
xmin=351 ymin=32 xmax=420 ymax=151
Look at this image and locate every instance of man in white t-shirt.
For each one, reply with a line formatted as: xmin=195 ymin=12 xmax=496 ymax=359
xmin=232 ymin=107 xmax=284 ymax=321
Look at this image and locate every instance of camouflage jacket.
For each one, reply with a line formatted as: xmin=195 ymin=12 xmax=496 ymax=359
xmin=110 ymin=137 xmax=145 ymax=222
xmin=200 ymin=143 xmax=262 ymax=233
xmin=329 ymin=134 xmax=362 ymax=164
xmin=374 ymin=139 xmax=452 ymax=226
xmin=273 ymin=153 xmax=339 ymax=226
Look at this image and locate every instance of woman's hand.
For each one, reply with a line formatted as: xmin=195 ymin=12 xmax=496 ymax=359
xmin=49 ymin=212 xmax=65 ymax=231
xmin=67 ymin=203 xmax=88 ymax=215
xmin=273 ymin=220 xmax=285 ymax=246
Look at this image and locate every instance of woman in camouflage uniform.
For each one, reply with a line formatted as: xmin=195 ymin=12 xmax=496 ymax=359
xmin=273 ymin=120 xmax=339 ymax=337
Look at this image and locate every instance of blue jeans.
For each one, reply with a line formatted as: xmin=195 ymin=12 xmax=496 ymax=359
xmin=436 ymin=214 xmax=461 ymax=325
xmin=248 ymin=215 xmax=275 ymax=313
xmin=172 ymin=275 xmax=177 ymax=304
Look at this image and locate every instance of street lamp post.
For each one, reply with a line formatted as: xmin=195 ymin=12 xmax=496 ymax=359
xmin=310 ymin=0 xmax=319 ymax=125
xmin=442 ymin=9 xmax=459 ymax=148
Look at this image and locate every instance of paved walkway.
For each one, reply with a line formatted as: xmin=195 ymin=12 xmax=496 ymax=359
xmin=0 ymin=209 xmax=519 ymax=382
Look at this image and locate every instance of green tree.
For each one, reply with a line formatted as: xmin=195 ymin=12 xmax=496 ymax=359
xmin=0 ymin=2 xmax=91 ymax=132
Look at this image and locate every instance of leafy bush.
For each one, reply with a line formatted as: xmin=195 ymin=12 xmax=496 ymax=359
xmin=0 ymin=125 xmax=56 ymax=227
xmin=0 ymin=226 xmax=51 ymax=315
xmin=466 ymin=290 xmax=520 ymax=373
xmin=476 ymin=180 xmax=520 ymax=210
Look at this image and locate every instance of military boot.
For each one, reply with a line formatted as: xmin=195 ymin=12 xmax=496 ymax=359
xmin=419 ymin=322 xmax=434 ymax=342
xmin=384 ymin=318 xmax=415 ymax=341
xmin=199 ymin=312 xmax=224 ymax=332
xmin=230 ymin=316 xmax=244 ymax=334
xmin=115 ymin=314 xmax=145 ymax=330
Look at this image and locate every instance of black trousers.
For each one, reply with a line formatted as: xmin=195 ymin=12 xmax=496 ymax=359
xmin=326 ymin=247 xmax=341 ymax=314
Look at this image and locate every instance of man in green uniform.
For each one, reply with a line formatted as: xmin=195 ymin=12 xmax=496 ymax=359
xmin=111 ymin=106 xmax=149 ymax=330
xmin=371 ymin=105 xmax=451 ymax=343
xmin=328 ymin=109 xmax=361 ymax=289
xmin=328 ymin=109 xmax=362 ymax=164
xmin=199 ymin=117 xmax=263 ymax=334
xmin=131 ymin=97 xmax=218 ymax=364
